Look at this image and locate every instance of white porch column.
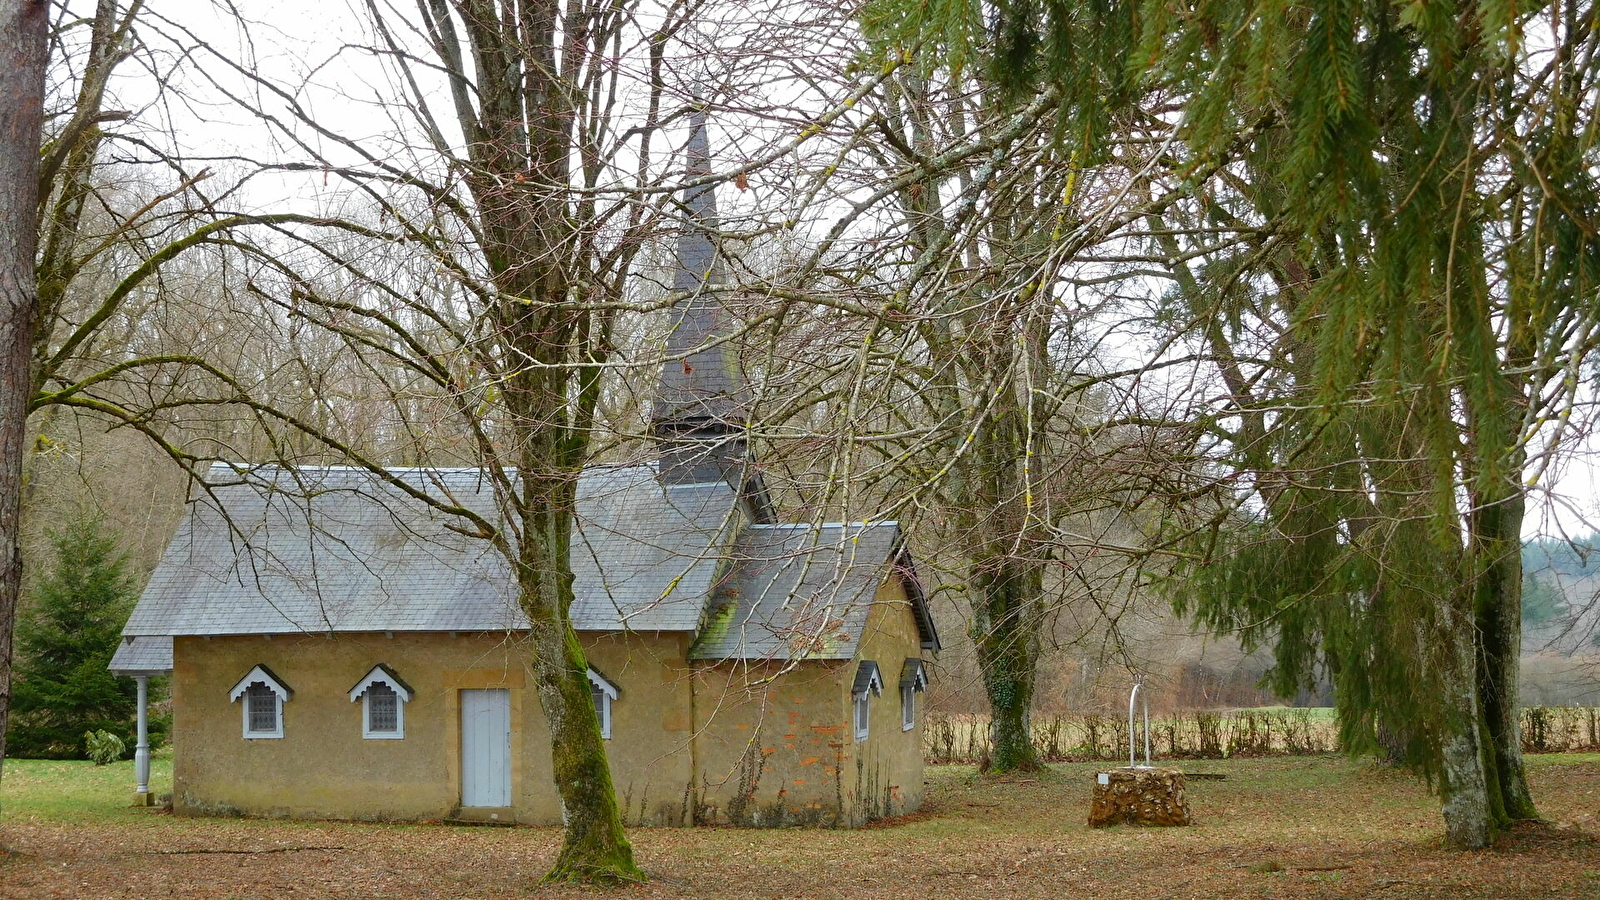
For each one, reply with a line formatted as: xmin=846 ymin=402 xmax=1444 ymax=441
xmin=134 ymin=675 xmax=150 ymax=797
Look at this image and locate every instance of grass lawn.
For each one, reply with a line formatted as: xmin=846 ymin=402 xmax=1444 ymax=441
xmin=1 ymin=749 xmax=173 ymax=824
xmin=2 ymin=753 xmax=1598 ymax=899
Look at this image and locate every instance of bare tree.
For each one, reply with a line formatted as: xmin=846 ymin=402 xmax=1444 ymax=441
xmin=123 ymin=0 xmax=920 ymax=879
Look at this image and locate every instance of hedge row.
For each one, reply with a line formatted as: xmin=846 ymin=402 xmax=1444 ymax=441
xmin=923 ymin=706 xmax=1600 ymax=763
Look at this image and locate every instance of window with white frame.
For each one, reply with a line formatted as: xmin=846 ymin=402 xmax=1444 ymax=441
xmin=587 ymin=668 xmax=618 ymax=739
xmin=348 ymin=664 xmax=413 ymax=739
xmin=899 ymin=658 xmax=928 ymax=732
xmin=851 ymin=661 xmax=882 ymax=742
xmin=229 ymin=664 xmax=292 ymax=739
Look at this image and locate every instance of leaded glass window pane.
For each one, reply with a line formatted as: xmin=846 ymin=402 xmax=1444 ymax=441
xmin=246 ymin=683 xmax=277 ymax=733
xmin=367 ymin=683 xmax=398 ymax=732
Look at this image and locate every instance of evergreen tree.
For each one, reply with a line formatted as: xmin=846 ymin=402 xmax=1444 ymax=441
xmin=1134 ymin=0 xmax=1594 ymax=850
xmin=5 ymin=515 xmax=138 ymax=759
xmin=863 ymin=0 xmax=1598 ymax=848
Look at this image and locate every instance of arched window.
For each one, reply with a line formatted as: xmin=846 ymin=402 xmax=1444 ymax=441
xmin=229 ymin=665 xmax=292 ymax=739
xmin=348 ymin=664 xmax=414 ymax=739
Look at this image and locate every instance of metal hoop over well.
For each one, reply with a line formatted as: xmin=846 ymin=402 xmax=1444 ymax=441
xmin=1129 ymin=676 xmax=1152 ymax=768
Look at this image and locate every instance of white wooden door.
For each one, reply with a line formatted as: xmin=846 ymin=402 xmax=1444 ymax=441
xmin=460 ymin=689 xmax=511 ymax=807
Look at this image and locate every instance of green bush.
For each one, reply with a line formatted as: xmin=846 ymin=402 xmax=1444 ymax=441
xmin=83 ymin=729 xmax=126 ymax=765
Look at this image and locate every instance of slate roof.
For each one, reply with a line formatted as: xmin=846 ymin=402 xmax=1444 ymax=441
xmin=569 ymin=470 xmax=744 ymax=631
xmin=652 ymin=107 xmax=748 ymax=431
xmin=689 ymin=523 xmax=908 ymax=661
xmin=109 ymin=635 xmax=172 ymax=675
xmin=122 ymin=463 xmax=740 ymax=637
xmin=116 ymin=462 xmax=938 ymax=666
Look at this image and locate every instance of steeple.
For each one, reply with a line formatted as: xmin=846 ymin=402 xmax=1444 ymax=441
xmin=651 ymin=106 xmax=758 ymax=500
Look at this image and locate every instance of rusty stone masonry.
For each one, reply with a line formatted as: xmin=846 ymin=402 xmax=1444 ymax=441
xmin=1087 ymin=766 xmax=1191 ymax=827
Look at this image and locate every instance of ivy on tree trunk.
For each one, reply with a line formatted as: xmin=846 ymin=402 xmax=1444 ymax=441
xmin=970 ymin=563 xmax=1045 ymax=773
xmin=961 ymin=403 xmax=1046 ymax=775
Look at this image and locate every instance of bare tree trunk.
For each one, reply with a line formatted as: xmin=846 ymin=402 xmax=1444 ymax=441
xmin=0 ymin=0 xmax=49 ymax=797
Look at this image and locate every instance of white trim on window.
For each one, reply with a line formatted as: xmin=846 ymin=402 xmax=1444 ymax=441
xmin=349 ymin=664 xmax=413 ymax=740
xmin=586 ymin=668 xmax=618 ymax=740
xmin=899 ymin=659 xmax=928 ymax=732
xmin=229 ymin=664 xmax=291 ymax=739
xmin=851 ymin=661 xmax=883 ymax=742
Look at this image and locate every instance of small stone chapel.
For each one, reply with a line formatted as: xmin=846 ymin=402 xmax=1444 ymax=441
xmin=110 ymin=110 xmax=939 ymax=827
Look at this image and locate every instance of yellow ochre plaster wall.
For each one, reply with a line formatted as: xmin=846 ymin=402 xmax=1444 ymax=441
xmin=170 ymin=578 xmax=927 ymax=827
xmin=843 ymin=574 xmax=927 ymax=823
xmin=173 ymin=630 xmax=693 ymax=824
xmin=688 ymin=574 xmax=927 ymax=826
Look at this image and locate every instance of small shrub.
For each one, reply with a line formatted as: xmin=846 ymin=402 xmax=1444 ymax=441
xmin=1195 ymin=711 xmax=1223 ymax=758
xmin=1082 ymin=712 xmax=1103 ymax=758
xmin=84 ymin=729 xmax=125 ymax=765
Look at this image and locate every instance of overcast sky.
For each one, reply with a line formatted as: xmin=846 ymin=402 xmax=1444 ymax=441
xmin=88 ymin=0 xmax=1600 ymax=541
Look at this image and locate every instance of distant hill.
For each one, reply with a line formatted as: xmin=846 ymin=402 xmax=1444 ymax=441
xmin=1521 ymin=536 xmax=1600 ymax=682
xmin=1525 ymin=534 xmax=1600 ymax=581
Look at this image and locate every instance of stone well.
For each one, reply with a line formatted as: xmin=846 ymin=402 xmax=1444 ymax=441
xmin=1088 ymin=766 xmax=1191 ymax=827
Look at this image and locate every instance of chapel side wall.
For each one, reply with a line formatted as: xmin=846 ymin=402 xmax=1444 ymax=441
xmin=580 ymin=631 xmax=697 ymax=826
xmin=688 ymin=575 xmax=928 ymax=827
xmin=841 ymin=574 xmax=927 ymax=825
xmin=689 ymin=659 xmax=850 ymax=826
xmin=171 ymin=630 xmax=693 ymax=825
xmin=172 ymin=632 xmax=522 ymax=821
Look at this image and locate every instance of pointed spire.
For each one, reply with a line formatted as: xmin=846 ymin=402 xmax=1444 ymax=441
xmin=652 ymin=104 xmax=755 ymax=492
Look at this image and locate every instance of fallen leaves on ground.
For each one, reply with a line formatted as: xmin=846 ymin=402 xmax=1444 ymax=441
xmin=3 ymin=755 xmax=1598 ymax=899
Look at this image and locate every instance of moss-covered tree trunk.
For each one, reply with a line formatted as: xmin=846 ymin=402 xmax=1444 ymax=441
xmin=511 ymin=459 xmax=639 ymax=882
xmin=1434 ymin=580 xmax=1495 ymax=849
xmin=1451 ymin=159 xmax=1540 ymax=827
xmin=1466 ymin=405 xmax=1538 ymax=825
xmin=1439 ymin=496 xmax=1514 ymax=849
xmin=490 ymin=306 xmax=638 ymax=882
xmin=961 ymin=403 xmax=1045 ymax=774
xmin=1472 ymin=491 xmax=1537 ymax=820
xmin=439 ymin=0 xmax=640 ymax=882
xmin=1460 ymin=242 xmax=1541 ymax=826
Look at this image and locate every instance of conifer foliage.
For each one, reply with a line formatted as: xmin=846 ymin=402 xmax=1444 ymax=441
xmin=5 ymin=515 xmax=140 ymax=759
xmin=863 ymin=0 xmax=1598 ymax=849
xmin=1133 ymin=0 xmax=1597 ymax=851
